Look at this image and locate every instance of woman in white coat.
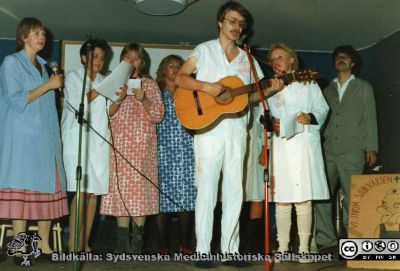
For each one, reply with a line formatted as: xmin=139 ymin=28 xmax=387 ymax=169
xmin=61 ymin=39 xmax=127 ymax=252
xmin=267 ymin=43 xmax=329 ymax=260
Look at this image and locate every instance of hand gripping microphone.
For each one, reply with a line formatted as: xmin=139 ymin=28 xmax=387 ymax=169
xmin=48 ymin=60 xmax=63 ymax=93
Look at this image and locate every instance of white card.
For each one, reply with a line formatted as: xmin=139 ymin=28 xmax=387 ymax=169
xmin=127 ymin=79 xmax=141 ymax=95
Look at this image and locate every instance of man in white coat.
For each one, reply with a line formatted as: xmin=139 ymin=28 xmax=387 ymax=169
xmin=175 ymin=1 xmax=283 ymax=268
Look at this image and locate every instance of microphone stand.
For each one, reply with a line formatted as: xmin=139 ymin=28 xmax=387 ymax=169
xmin=73 ymin=42 xmax=91 ymax=271
xmin=243 ymin=44 xmax=272 ymax=271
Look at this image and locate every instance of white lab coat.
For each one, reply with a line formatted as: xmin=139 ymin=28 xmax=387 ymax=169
xmin=244 ymin=103 xmax=269 ymax=202
xmin=267 ymin=81 xmax=329 ymax=202
xmin=61 ymin=68 xmax=110 ymax=195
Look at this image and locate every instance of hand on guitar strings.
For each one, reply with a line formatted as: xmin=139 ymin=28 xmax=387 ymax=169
xmin=202 ymin=82 xmax=225 ymax=97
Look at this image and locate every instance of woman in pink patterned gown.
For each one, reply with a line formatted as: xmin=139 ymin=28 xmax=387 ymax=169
xmin=100 ymin=43 xmax=164 ymax=253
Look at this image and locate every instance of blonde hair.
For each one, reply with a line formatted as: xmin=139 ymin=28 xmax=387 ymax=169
xmin=268 ymin=43 xmax=299 ymax=71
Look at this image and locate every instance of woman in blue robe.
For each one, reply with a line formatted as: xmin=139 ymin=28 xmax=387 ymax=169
xmin=0 ymin=17 xmax=68 ymax=257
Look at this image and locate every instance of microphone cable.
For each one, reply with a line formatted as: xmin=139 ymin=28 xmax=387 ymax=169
xmin=104 ymin=98 xmax=189 ymax=237
xmin=64 ymin=99 xmax=190 ymax=233
xmin=106 ymin=105 xmax=143 ymax=233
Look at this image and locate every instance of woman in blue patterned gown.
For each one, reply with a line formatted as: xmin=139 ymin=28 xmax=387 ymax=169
xmin=156 ymin=55 xmax=196 ymax=254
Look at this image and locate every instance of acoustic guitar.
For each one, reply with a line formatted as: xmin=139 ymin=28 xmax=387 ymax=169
xmin=174 ymin=69 xmax=318 ymax=130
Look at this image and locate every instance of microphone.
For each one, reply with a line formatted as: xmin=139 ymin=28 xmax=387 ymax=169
xmin=48 ymin=60 xmax=63 ymax=93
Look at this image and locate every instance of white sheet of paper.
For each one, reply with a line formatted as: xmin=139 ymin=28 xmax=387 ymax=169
xmin=281 ymin=112 xmax=304 ymax=139
xmin=127 ymin=79 xmax=141 ymax=95
xmin=95 ymin=61 xmax=133 ymax=102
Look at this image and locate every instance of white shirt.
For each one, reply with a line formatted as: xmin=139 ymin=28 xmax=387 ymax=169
xmin=190 ymin=39 xmax=264 ymax=134
xmin=334 ymin=74 xmax=355 ymax=102
xmin=190 ymin=39 xmax=265 ymax=254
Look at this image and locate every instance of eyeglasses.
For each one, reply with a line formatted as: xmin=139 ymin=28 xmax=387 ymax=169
xmin=224 ymin=18 xmax=247 ymax=29
xmin=335 ymin=54 xmax=351 ymax=61
xmin=167 ymin=63 xmax=182 ymax=69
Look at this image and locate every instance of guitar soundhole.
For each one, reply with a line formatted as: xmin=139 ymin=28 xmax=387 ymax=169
xmin=216 ymin=90 xmax=232 ymax=104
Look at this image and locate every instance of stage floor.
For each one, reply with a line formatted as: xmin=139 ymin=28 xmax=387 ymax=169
xmin=0 ymin=203 xmax=396 ymax=270
xmin=0 ymin=255 xmax=395 ymax=271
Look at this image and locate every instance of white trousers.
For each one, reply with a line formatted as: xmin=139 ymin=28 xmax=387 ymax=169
xmin=194 ymin=129 xmax=246 ymax=254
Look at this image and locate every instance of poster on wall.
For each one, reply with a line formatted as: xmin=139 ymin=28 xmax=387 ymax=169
xmin=347 ymin=174 xmax=400 ymax=269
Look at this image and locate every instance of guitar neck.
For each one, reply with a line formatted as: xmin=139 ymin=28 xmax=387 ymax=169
xmin=231 ymin=78 xmax=271 ymax=97
xmin=228 ymin=69 xmax=318 ymax=98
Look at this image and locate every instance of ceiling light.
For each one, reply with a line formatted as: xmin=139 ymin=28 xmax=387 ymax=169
xmin=134 ymin=0 xmax=188 ymax=16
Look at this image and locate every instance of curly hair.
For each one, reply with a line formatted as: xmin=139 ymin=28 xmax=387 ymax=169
xmin=332 ymin=45 xmax=362 ymax=75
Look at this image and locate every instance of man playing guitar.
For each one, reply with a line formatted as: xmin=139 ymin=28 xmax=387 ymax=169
xmin=175 ymin=1 xmax=283 ymax=268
